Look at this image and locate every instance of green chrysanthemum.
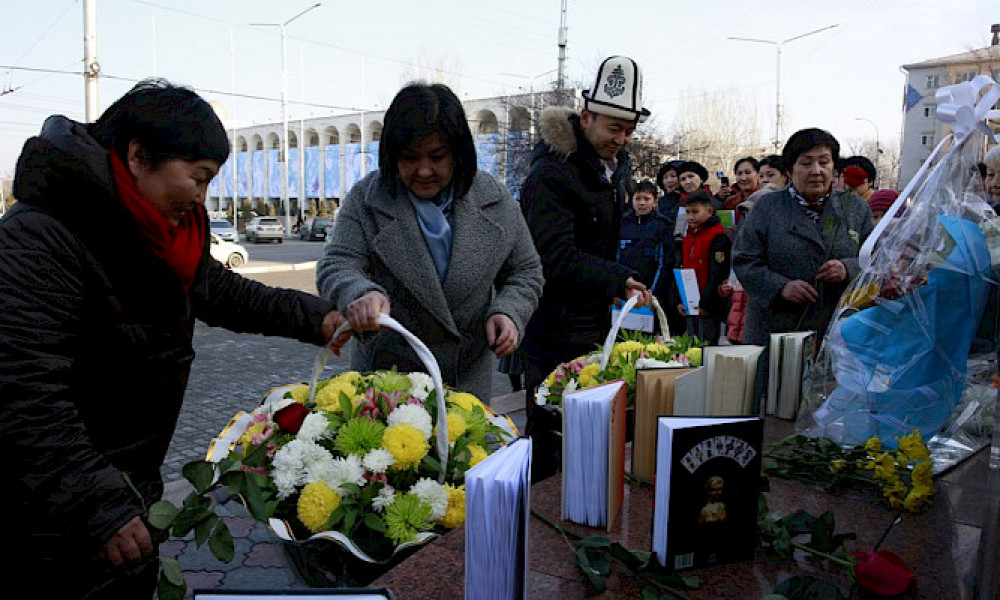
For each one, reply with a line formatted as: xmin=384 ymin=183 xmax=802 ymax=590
xmin=384 ymin=493 xmax=433 ymax=545
xmin=333 ymin=417 xmax=386 ymax=456
xmin=453 ymin=405 xmax=490 ymax=445
xmin=373 ymin=370 xmax=412 ymax=394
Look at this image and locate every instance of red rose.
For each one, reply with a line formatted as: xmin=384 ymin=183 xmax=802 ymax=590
xmin=843 ymin=165 xmax=868 ymax=188
xmin=853 ymin=550 xmax=916 ymax=597
xmin=274 ymin=403 xmax=310 ymax=434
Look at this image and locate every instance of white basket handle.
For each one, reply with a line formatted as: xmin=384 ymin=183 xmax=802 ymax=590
xmin=599 ymin=295 xmax=670 ymax=370
xmin=311 ymin=313 xmax=449 ymax=481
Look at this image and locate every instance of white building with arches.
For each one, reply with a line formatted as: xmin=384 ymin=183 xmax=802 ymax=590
xmin=208 ymin=90 xmax=579 ymax=225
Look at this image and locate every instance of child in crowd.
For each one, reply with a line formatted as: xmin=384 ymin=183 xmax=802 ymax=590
xmin=676 ymin=190 xmax=731 ymax=345
xmin=619 ymin=180 xmax=674 ymax=327
xmin=867 ymin=188 xmax=900 ymax=224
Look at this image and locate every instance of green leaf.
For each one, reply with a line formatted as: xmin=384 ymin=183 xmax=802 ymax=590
xmin=156 ymin=572 xmax=186 ymax=600
xmin=421 ymin=455 xmax=442 ymax=475
xmin=575 ymin=547 xmax=606 ymax=592
xmin=182 ymin=461 xmax=215 ymax=494
xmin=147 ymin=500 xmax=181 ymax=530
xmin=171 ymin=495 xmax=212 ymax=537
xmin=340 ymin=482 xmax=362 ymax=497
xmin=343 ymin=508 xmax=357 ymax=533
xmin=328 ymin=506 xmax=345 ymax=528
xmin=195 ymin=514 xmax=219 ymax=546
xmin=364 ymin=512 xmax=386 ymax=533
xmin=575 ymin=536 xmax=612 ymax=549
xmin=159 ymin=556 xmax=185 ymax=586
xmin=772 ymin=575 xmax=841 ymax=600
xmin=761 ymin=595 xmax=789 ymax=600
xmin=781 ymin=509 xmax=818 ymax=536
xmin=242 ymin=472 xmax=272 ymax=521
xmin=209 ymin=521 xmax=235 ymax=563
xmin=339 ymin=391 xmax=354 ymax=418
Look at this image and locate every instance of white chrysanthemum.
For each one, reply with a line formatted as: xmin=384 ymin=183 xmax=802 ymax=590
xmin=410 ymin=478 xmax=449 ymax=521
xmin=271 ymin=438 xmax=331 ymax=499
xmin=372 ymin=486 xmax=396 ymax=513
xmin=362 ymin=448 xmax=395 ymax=474
xmin=296 ymin=412 xmax=332 ymax=442
xmin=407 ymin=372 xmax=435 ymax=401
xmin=387 ymin=404 xmax=433 ymax=439
xmin=310 ymin=454 xmax=366 ymax=493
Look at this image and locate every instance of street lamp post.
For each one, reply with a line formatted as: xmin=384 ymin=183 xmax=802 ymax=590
xmin=855 ymin=116 xmax=881 ymax=187
xmin=501 ymin=69 xmax=558 ymax=143
xmin=728 ymin=24 xmax=838 ymax=152
xmin=252 ymin=3 xmax=321 ymax=236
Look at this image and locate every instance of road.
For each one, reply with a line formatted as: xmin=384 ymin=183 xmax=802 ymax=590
xmin=162 ymin=248 xmax=516 ymax=484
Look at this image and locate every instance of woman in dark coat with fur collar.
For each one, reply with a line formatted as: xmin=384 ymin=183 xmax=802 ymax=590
xmin=0 ymin=80 xmax=346 ymax=598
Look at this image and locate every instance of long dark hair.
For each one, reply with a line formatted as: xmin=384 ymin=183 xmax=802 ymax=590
xmin=379 ymin=82 xmax=477 ymax=198
xmin=90 ymin=78 xmax=230 ymax=167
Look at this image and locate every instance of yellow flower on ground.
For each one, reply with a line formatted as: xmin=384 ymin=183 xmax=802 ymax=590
xmin=828 ymin=459 xmax=846 ymax=473
xmin=897 ymin=430 xmax=930 ymax=462
xmin=468 ymin=443 xmax=488 ymax=467
xmin=872 ymin=452 xmax=899 ymax=483
xmin=902 ymin=483 xmax=935 ymax=513
xmin=445 ymin=411 xmax=468 ymax=443
xmin=578 ymin=363 xmax=601 ymax=388
xmin=439 ymin=484 xmax=466 ymax=529
xmin=448 ymin=392 xmax=485 ymax=413
xmin=911 ymin=461 xmax=934 ymax=488
xmin=287 ymin=385 xmax=310 ymax=403
xmin=297 ymin=481 xmax=342 ymax=533
xmin=864 ymin=437 xmax=882 ymax=455
xmin=383 ymin=423 xmax=430 ymax=470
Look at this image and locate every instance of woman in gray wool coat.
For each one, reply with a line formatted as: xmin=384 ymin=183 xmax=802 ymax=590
xmin=317 ymin=83 xmax=544 ymax=401
xmin=733 ymin=128 xmax=875 ymax=347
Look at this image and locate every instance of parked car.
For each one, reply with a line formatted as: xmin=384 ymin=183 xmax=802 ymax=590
xmin=209 ymin=233 xmax=249 ymax=268
xmin=245 ymin=216 xmax=284 ymax=243
xmin=298 ymin=216 xmax=333 ymax=241
xmin=210 ymin=219 xmax=239 ymax=242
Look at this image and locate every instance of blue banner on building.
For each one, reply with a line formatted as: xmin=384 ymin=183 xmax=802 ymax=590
xmin=305 ymin=147 xmax=321 ymax=198
xmin=475 ymin=132 xmax=500 ymax=179
xmin=325 ymin=146 xmax=340 ymax=198
xmin=252 ymin=150 xmax=265 ymax=198
xmin=904 ymin=84 xmax=923 ymax=112
xmin=268 ymin=149 xmax=280 ymax=198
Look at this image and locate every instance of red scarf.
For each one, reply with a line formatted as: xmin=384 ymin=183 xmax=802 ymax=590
xmin=109 ymin=151 xmax=205 ymax=293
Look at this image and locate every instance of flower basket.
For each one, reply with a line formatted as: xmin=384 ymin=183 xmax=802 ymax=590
xmin=203 ymin=314 xmax=517 ymax=586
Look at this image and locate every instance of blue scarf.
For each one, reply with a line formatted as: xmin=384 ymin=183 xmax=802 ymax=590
xmin=407 ymin=185 xmax=454 ymax=282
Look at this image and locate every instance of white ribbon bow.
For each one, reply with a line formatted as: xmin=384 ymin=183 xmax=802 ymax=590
xmin=935 ymin=74 xmax=1000 ymax=144
xmin=859 ymin=74 xmax=1000 ymax=269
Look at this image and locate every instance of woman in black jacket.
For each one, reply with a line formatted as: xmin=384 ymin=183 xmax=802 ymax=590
xmin=0 ymin=79 xmax=347 ymax=599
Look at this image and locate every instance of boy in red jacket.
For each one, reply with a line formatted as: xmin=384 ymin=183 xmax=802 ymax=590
xmin=676 ymin=190 xmax=732 ymax=345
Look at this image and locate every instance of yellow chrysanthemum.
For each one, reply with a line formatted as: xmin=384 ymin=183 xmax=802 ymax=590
xmin=864 ymin=437 xmax=882 ymax=455
xmin=314 ymin=379 xmax=361 ymax=412
xmin=542 ymin=370 xmax=556 ymax=388
xmin=611 ymin=340 xmax=644 ymax=360
xmin=897 ymin=430 xmax=930 ymax=462
xmin=439 ymin=484 xmax=466 ymax=529
xmin=828 ymin=459 xmax=846 ymax=473
xmin=644 ymin=342 xmax=671 ymax=357
xmin=902 ymin=483 xmax=936 ymax=513
xmin=446 ymin=412 xmax=468 ymax=443
xmin=287 ymin=385 xmax=310 ymax=404
xmin=297 ymin=481 xmax=342 ymax=533
xmin=840 ymin=282 xmax=880 ymax=310
xmin=468 ymin=443 xmax=488 ymax=467
xmin=333 ymin=370 xmax=362 ymax=385
xmin=448 ymin=392 xmax=485 ymax=413
xmin=383 ymin=423 xmax=430 ymax=470
xmin=238 ymin=422 xmax=268 ymax=454
xmin=578 ymin=363 xmax=601 ymax=388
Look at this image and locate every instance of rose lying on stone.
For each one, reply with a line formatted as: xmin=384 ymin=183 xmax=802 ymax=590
xmin=853 ymin=550 xmax=916 ymax=597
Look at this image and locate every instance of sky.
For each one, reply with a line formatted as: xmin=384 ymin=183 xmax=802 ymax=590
xmin=1 ymin=0 xmax=997 ymax=179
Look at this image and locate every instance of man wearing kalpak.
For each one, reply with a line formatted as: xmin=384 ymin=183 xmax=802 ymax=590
xmin=519 ymin=55 xmax=653 ymax=480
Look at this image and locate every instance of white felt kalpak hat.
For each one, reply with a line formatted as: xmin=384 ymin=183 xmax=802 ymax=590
xmin=582 ymin=56 xmax=651 ymax=123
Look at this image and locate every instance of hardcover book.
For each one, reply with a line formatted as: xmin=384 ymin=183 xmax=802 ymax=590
xmin=766 ymin=331 xmax=815 ymax=419
xmin=651 ymin=416 xmax=764 ymax=571
xmin=465 ymin=437 xmax=532 ymax=600
xmin=561 ymin=380 xmax=628 ymax=531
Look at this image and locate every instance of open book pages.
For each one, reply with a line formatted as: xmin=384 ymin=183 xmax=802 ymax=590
xmin=465 ymin=437 xmax=532 ymax=600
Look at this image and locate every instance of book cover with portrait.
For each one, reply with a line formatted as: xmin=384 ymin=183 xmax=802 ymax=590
xmin=651 ymin=416 xmax=764 ymax=571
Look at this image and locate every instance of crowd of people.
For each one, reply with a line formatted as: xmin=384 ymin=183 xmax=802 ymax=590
xmin=1 ymin=51 xmax=976 ymax=597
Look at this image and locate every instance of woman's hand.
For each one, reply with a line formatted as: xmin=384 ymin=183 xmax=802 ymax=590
xmin=320 ymin=310 xmax=352 ymax=356
xmin=486 ymin=313 xmax=518 ymax=358
xmin=816 ymin=259 xmax=847 ymax=283
xmin=346 ymin=291 xmax=390 ymax=331
xmin=719 ymin=280 xmax=734 ymax=298
xmin=102 ymin=516 xmax=153 ymax=571
xmin=782 ymin=279 xmax=819 ymax=304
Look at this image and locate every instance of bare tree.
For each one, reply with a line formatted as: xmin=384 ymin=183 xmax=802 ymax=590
xmin=668 ymin=89 xmax=766 ymax=180
xmin=845 ymin=137 xmax=901 ymax=190
xmin=399 ymin=52 xmax=464 ymax=95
